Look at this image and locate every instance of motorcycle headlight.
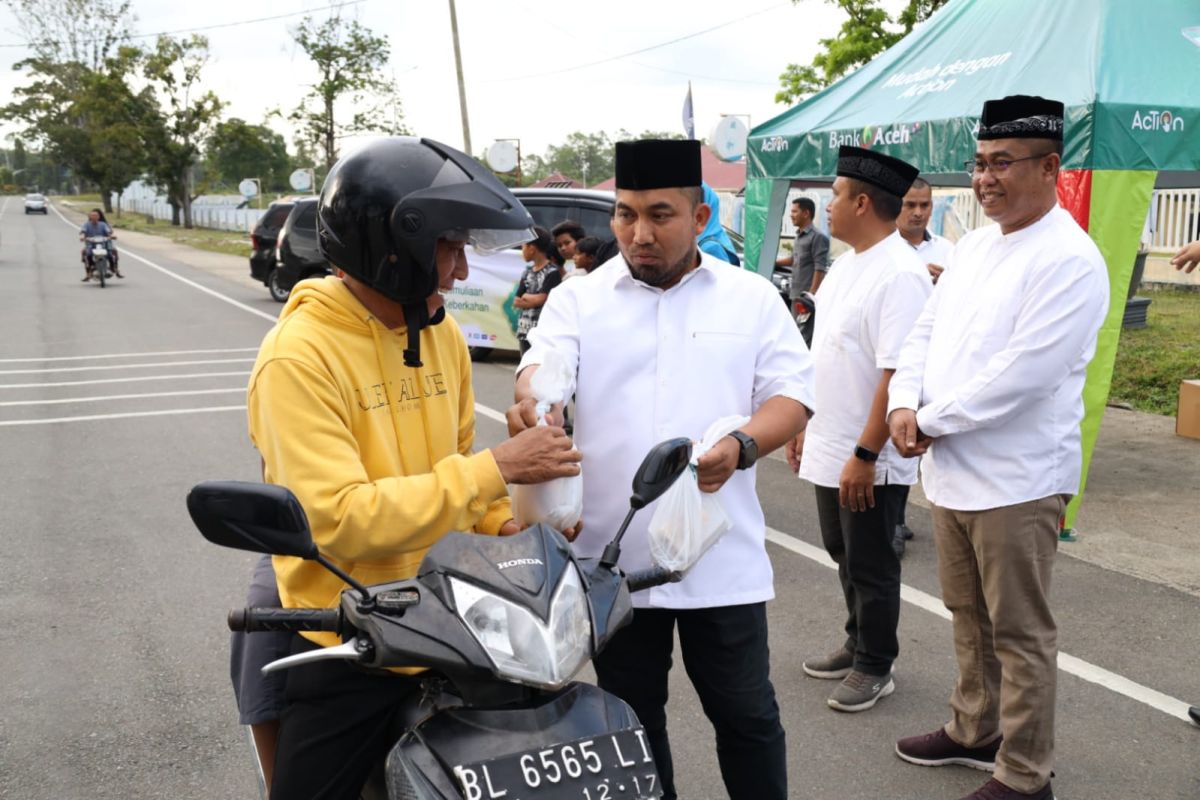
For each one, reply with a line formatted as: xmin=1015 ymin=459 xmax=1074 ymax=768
xmin=450 ymin=565 xmax=592 ymax=689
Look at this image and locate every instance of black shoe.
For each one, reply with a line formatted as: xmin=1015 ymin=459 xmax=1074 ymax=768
xmin=1189 ymin=706 xmax=1199 ymax=727
xmin=898 ymin=523 xmax=915 ymax=540
xmin=892 ymin=527 xmax=907 ymax=560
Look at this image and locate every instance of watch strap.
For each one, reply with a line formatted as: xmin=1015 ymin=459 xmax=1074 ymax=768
xmin=854 ymin=444 xmax=880 ymax=462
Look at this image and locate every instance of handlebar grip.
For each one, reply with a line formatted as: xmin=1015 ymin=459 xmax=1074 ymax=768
xmin=228 ymin=607 xmax=342 ymax=633
xmin=625 ymin=567 xmax=683 ymax=593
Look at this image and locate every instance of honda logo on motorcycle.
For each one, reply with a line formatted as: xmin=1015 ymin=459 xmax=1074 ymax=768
xmin=496 ymin=558 xmax=544 ymax=570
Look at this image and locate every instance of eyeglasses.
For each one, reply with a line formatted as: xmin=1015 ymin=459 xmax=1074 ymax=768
xmin=964 ymin=152 xmax=1055 ymax=176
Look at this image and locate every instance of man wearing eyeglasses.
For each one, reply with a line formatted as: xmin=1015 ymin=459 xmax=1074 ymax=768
xmin=885 ymin=96 xmax=1109 ymax=800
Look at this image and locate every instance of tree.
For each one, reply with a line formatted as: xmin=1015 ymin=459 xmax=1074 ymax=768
xmin=208 ymin=119 xmax=290 ymax=191
xmin=775 ymin=0 xmax=949 ymax=104
xmin=2 ymin=0 xmax=133 ymax=71
xmin=140 ymin=34 xmax=224 ymax=227
xmin=2 ymin=45 xmax=148 ymax=211
xmin=545 ymin=131 xmax=614 ymax=186
xmin=290 ymin=14 xmax=408 ymax=172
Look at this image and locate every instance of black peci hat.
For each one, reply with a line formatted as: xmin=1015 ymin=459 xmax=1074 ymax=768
xmin=977 ymin=95 xmax=1064 ymax=141
xmin=836 ymin=146 xmax=919 ymax=198
xmin=615 ymin=139 xmax=702 ymax=190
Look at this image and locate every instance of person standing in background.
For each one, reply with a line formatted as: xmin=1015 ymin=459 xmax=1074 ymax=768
xmin=513 ymin=226 xmax=565 ymax=355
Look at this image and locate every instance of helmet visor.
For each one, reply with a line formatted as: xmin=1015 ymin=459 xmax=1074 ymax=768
xmin=467 ymin=226 xmax=536 ymax=254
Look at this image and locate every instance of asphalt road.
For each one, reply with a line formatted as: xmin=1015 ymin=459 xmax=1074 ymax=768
xmin=0 ymin=197 xmax=1195 ymax=799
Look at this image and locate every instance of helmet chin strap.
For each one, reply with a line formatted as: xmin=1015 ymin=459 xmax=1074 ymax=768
xmin=401 ymin=303 xmax=447 ymax=368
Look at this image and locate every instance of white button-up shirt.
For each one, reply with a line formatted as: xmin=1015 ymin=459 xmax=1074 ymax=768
xmin=799 ymin=232 xmax=932 ymax=488
xmin=912 ymin=230 xmax=954 ymax=271
xmin=887 ymin=206 xmax=1109 ymax=511
xmin=520 ymin=253 xmax=815 ymax=609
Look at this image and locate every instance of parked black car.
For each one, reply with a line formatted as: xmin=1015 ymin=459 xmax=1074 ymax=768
xmin=249 ymin=200 xmax=296 ymax=300
xmin=511 ymin=188 xmax=615 ymax=238
xmin=267 ymin=198 xmax=330 ymax=302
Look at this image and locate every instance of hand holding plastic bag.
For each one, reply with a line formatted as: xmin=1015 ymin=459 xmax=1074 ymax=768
xmin=647 ymin=415 xmax=749 ymax=572
xmin=511 ymin=349 xmax=583 ymax=531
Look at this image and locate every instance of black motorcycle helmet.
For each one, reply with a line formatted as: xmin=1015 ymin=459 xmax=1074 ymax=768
xmin=318 ymin=136 xmax=535 ymax=366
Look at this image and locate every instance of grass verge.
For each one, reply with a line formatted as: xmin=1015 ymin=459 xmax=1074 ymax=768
xmin=1110 ymin=287 xmax=1200 ymax=416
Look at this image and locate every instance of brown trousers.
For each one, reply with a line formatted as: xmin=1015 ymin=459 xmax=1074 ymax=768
xmin=931 ymin=495 xmax=1067 ymax=793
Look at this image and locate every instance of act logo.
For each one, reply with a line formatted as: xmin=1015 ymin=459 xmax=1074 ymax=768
xmin=1131 ymin=110 xmax=1185 ymax=134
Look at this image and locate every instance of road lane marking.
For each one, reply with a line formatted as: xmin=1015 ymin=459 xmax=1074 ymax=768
xmin=48 ymin=201 xmax=280 ymax=323
xmin=1 ymin=370 xmax=251 ymax=390
xmin=0 ymin=387 xmax=245 ymax=407
xmin=763 ymin=528 xmax=1195 ymax=724
xmin=0 ymin=357 xmax=255 ymax=376
xmin=0 ymin=405 xmax=246 ymax=427
xmin=0 ymin=347 xmax=259 ymax=364
xmin=469 ymin=400 xmax=1195 ymax=725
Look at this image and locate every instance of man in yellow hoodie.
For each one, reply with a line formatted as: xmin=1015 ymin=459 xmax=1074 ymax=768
xmin=246 ymin=137 xmax=583 ymax=800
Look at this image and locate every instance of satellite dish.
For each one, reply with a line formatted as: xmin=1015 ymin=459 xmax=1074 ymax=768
xmin=709 ymin=116 xmax=748 ymax=162
xmin=238 ymin=179 xmax=259 ymax=199
xmin=487 ymin=141 xmax=519 ymax=173
xmin=289 ymin=169 xmax=313 ymax=192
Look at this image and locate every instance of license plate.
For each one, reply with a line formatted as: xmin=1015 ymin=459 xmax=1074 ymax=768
xmin=92 ymin=247 xmax=108 ymax=256
xmin=453 ymin=727 xmax=660 ymax=800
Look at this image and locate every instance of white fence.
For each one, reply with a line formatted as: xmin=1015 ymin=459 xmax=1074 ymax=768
xmin=1150 ymin=189 xmax=1200 ymax=252
xmin=118 ymin=195 xmax=266 ymax=233
xmin=947 ymin=187 xmax=1200 ymax=252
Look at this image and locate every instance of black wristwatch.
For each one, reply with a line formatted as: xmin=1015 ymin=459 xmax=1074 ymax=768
xmin=727 ymin=431 xmax=759 ymax=470
xmin=854 ymin=444 xmax=880 ymax=462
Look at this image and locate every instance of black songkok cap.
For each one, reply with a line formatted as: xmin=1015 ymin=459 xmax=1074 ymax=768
xmin=978 ymin=95 xmax=1064 ymax=141
xmin=615 ymin=139 xmax=702 ymax=190
xmin=836 ymin=145 xmax=919 ymax=198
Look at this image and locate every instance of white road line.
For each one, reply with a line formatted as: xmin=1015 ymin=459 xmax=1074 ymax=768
xmin=0 ymin=347 xmax=259 ymax=364
xmin=0 ymin=357 xmax=255 ymax=376
xmin=469 ymin=400 xmax=1194 ymax=724
xmin=0 ymin=387 xmax=245 ymax=407
xmin=48 ymin=201 xmax=280 ymax=323
xmin=475 ymin=404 xmax=507 ymax=424
xmin=1 ymin=370 xmax=251 ymax=390
xmin=0 ymin=195 xmax=9 ymax=218
xmin=764 ymin=528 xmax=1194 ymax=723
xmin=0 ymin=404 xmax=246 ymax=427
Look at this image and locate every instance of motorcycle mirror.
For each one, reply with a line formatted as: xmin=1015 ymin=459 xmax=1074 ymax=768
xmin=630 ymin=437 xmax=693 ymax=510
xmin=187 ymin=481 xmax=317 ymax=558
xmin=600 ymin=438 xmax=693 ymax=569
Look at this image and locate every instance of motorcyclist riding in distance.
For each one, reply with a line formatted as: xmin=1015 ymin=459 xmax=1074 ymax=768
xmin=78 ymin=209 xmax=123 ymax=280
xmin=240 ymin=136 xmax=583 ymax=799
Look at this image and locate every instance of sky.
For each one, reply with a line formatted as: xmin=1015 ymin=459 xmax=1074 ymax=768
xmin=0 ymin=0 xmax=907 ymax=173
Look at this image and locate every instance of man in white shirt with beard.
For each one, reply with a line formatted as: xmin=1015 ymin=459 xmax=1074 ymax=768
xmin=507 ymin=138 xmax=814 ymax=800
xmin=787 ymin=145 xmax=930 ymax=713
xmin=887 ymin=95 xmax=1109 ymax=800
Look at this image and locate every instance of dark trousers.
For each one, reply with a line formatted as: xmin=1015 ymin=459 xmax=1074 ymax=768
xmin=270 ymin=637 xmax=421 ymax=800
xmin=592 ymin=604 xmax=787 ymax=800
xmin=814 ymin=483 xmax=905 ymax=676
xmin=896 ymin=483 xmax=910 ymax=525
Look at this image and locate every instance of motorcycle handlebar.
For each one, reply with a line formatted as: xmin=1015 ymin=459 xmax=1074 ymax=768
xmin=625 ymin=566 xmax=683 ymax=593
xmin=228 ymin=607 xmax=343 ymax=634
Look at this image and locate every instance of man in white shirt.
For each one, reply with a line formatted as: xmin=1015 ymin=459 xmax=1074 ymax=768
xmin=887 ymin=96 xmax=1109 ymax=800
xmin=508 ymin=139 xmax=814 ymax=800
xmin=891 ymin=176 xmax=956 ymax=556
xmin=786 ymin=146 xmax=930 ymax=713
xmin=898 ymin=177 xmax=955 ymax=284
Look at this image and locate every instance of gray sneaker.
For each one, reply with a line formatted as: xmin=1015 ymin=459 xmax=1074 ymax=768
xmin=828 ymin=669 xmax=895 ymax=712
xmin=802 ymin=646 xmax=854 ymax=679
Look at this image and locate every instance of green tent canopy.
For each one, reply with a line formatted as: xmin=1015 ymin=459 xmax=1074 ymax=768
xmin=744 ymin=0 xmax=1200 ymax=532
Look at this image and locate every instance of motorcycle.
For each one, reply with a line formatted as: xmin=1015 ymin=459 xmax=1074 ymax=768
xmin=793 ymin=291 xmax=816 ymax=349
xmin=188 ymin=437 xmax=695 ymax=800
xmin=84 ymin=235 xmax=114 ymax=287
